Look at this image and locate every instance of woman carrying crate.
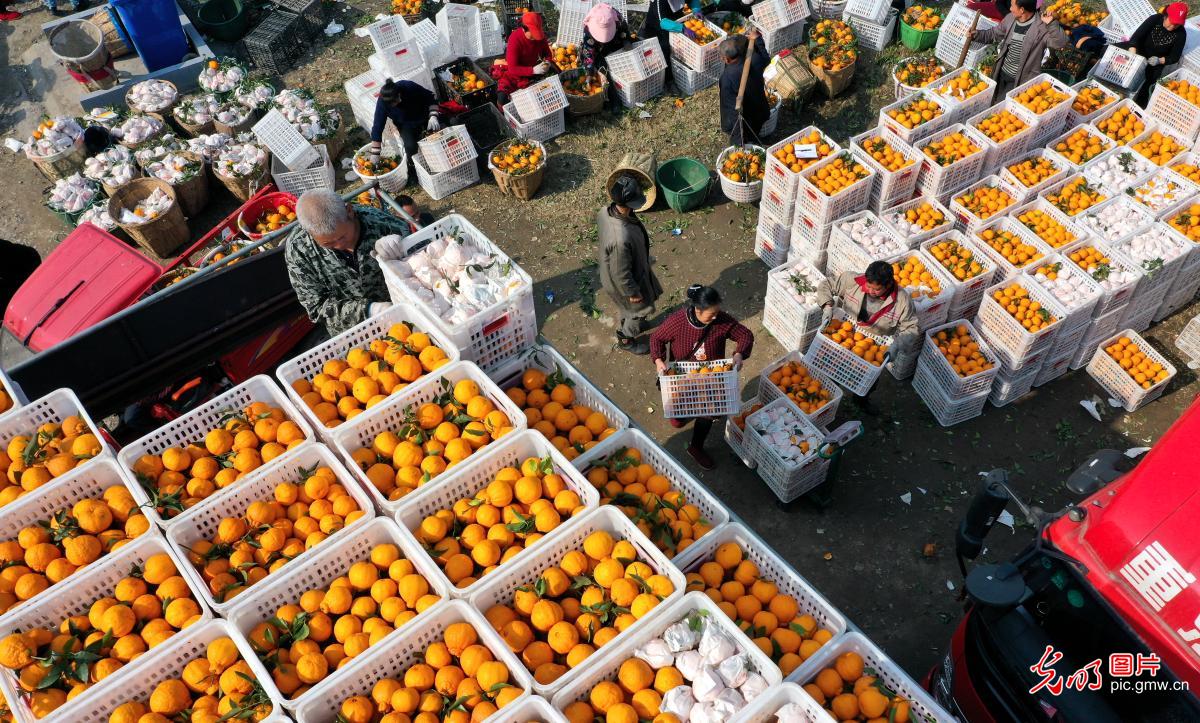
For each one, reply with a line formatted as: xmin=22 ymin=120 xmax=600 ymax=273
xmin=492 ymin=11 xmax=556 ymax=102
xmin=651 ymin=284 xmax=754 ymax=470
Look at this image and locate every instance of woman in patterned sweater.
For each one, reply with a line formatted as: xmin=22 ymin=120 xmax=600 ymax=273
xmin=651 ymin=285 xmax=754 ymax=470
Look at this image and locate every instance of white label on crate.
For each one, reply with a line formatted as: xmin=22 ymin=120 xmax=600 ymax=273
xmin=794 ymin=143 xmax=818 ymax=159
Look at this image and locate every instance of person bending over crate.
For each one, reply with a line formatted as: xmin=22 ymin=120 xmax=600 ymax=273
xmin=1118 ymin=2 xmax=1188 ymax=107
xmin=816 ymin=261 xmax=919 ymax=413
xmin=370 ymin=79 xmax=441 ymax=175
xmin=970 ymin=0 xmax=1068 ymax=96
xmin=285 ymin=189 xmax=412 ymax=336
xmin=582 ymin=3 xmax=634 ymax=111
xmin=492 ymin=11 xmax=555 ymax=103
xmin=651 ymin=284 xmax=754 ymax=470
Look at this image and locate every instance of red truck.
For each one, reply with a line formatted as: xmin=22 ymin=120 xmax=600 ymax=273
xmin=930 ymin=397 xmax=1200 ymax=720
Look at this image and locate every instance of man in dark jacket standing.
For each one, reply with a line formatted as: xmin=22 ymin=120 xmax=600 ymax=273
xmin=719 ymin=29 xmax=769 ymax=145
xmin=597 ymin=174 xmax=663 ymax=355
xmin=972 ymin=0 xmax=1068 ymax=96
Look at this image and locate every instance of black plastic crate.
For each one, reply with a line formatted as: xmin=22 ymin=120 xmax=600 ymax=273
xmin=458 ymin=101 xmax=512 ymax=157
xmin=271 ymin=0 xmax=325 ymax=37
xmin=241 ymin=10 xmax=307 ymax=74
xmin=500 ymin=0 xmax=543 ymax=33
xmin=434 ymin=58 xmax=497 ymax=109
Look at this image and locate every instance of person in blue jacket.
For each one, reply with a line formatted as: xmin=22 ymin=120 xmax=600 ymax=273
xmin=641 ymin=0 xmax=753 ymax=87
xmin=719 ymin=28 xmax=768 ymax=144
xmin=368 ymin=78 xmax=441 ymax=172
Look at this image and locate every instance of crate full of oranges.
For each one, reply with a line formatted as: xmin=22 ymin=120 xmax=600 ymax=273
xmin=798 ymin=632 xmax=943 ymax=722
xmin=978 ymin=280 xmax=1062 ymax=363
xmin=1088 ymin=331 xmax=1176 ymax=411
xmin=759 ymin=353 xmax=842 ymax=429
xmin=806 ymin=311 xmax=892 ymax=397
xmin=920 ymin=321 xmax=998 ymax=397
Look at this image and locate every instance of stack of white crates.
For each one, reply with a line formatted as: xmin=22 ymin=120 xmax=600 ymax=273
xmin=751 ymin=0 xmax=809 ymax=55
xmin=504 ymin=76 xmax=569 ymax=142
xmin=912 ymin=319 xmax=999 ymax=425
xmin=974 ymin=275 xmax=1067 ymax=406
xmin=935 ymin=2 xmax=997 ymax=70
xmin=1113 ymin=223 xmax=1193 ymax=332
xmin=435 ymin=3 xmax=504 ymax=61
xmin=842 ymin=0 xmax=894 ymax=52
xmin=1023 ymin=256 xmax=1103 ymax=386
xmin=758 ymin=127 xmax=841 ymax=267
xmin=606 ymin=39 xmax=668 ymax=108
xmin=762 ymin=257 xmax=826 ymax=352
xmin=415 ymin=125 xmax=480 ymax=200
xmin=669 ymin=16 xmax=725 ymax=96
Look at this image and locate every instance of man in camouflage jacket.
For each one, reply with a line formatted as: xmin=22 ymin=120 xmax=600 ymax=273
xmin=285 ymin=190 xmax=412 ymax=336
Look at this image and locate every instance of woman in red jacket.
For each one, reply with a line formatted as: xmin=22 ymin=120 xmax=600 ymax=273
xmin=492 ymin=12 xmax=555 ymax=102
xmin=651 ymin=285 xmax=753 ymax=470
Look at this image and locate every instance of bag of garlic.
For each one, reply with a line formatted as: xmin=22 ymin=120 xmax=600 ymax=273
xmin=213 ymin=142 xmax=269 ymax=201
xmin=108 ymin=178 xmax=188 ymax=257
xmin=114 ymin=114 xmax=166 ymax=149
xmin=234 ymin=78 xmax=275 ymax=111
xmin=44 ymin=174 xmax=101 ymax=224
xmin=198 ymin=57 xmax=247 ymax=94
xmin=83 ymin=146 xmax=140 ymax=196
xmin=125 ymin=79 xmax=178 ymax=114
xmin=172 ymin=94 xmax=221 ymax=137
xmin=133 ymin=133 xmax=188 ymax=168
xmin=25 ymin=116 xmax=88 ymax=181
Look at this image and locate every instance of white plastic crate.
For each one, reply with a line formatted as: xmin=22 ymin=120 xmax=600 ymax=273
xmin=724 ymin=397 xmax=759 ymax=469
xmin=757 ymin=16 xmax=806 ymax=55
xmin=843 ymin=0 xmax=887 ymax=23
xmin=1039 ymin=173 xmax=1110 ymax=219
xmin=1024 ymin=255 xmax=1104 ymax=334
xmin=1175 ymin=314 xmax=1200 ymax=364
xmin=366 ymin=15 xmax=412 ymax=53
xmin=414 ymin=151 xmax=480 ymax=200
xmin=672 ymin=522 xmax=847 ymax=681
xmin=762 ymin=90 xmax=783 ymax=137
xmin=1129 ymin=125 xmax=1193 ymax=168
xmin=1127 ymin=166 xmax=1199 ymax=220
xmin=468 ymin=506 xmax=686 ymax=697
xmin=0 ymin=457 xmax=142 ymax=621
xmin=1000 ymin=147 xmax=1070 ymax=204
xmin=912 ymin=362 xmax=990 ymax=427
xmin=793 ymin=149 xmax=875 ymax=231
xmin=224 ymin=517 xmax=451 ymax=711
xmin=803 ymin=308 xmax=893 ymax=396
xmin=742 ymin=399 xmax=831 ymax=504
xmin=916 ymin=319 xmax=1000 ymax=399
xmin=851 ymin=129 xmax=921 ymax=211
xmin=394 ymin=430 xmax=600 ymax=598
xmin=1076 ymin=195 xmax=1154 ymax=246
xmin=331 ymin=361 xmax=527 ymax=512
xmin=753 ymin=0 xmax=810 ymax=32
xmin=735 ymin=681 xmax=837 ymax=723
xmin=491 ymin=343 xmax=631 ymax=434
xmin=929 ymin=67 xmax=997 ymax=125
xmin=605 ymin=38 xmax=667 ymax=83
xmin=373 ymin=38 xmax=426 ymax=80
xmin=755 ymin=220 xmax=792 ymax=267
xmin=966 ymin=100 xmax=1040 ymax=173
xmin=764 ymin=127 xmax=842 ymax=221
xmin=845 ymin=8 xmax=895 ymax=52
xmin=166 ymin=443 xmax=375 ymax=614
xmin=571 ymin=427 xmax=731 ymax=560
xmin=1070 ymin=306 xmax=1129 ymax=369
xmin=379 ymin=216 xmax=535 ymax=373
xmin=550 ymin=591 xmax=783 ymax=710
xmin=717 ymin=144 xmax=766 ymax=203
xmin=503 ymin=103 xmax=566 ymax=142
xmin=410 ymin=18 xmax=450 ymax=66
xmin=555 ymin=0 xmax=591 ymax=47
xmin=1049 ymin=124 xmax=1114 ymax=169
xmin=1006 ymin=73 xmax=1076 ymax=146
xmin=1090 ymin=98 xmax=1153 ymax=148
xmin=418 ymin=124 xmax=477 ymax=173
xmin=914 ymin=123 xmax=989 ymax=199
xmin=1092 ymin=45 xmax=1147 ymax=91
xmin=922 ymin=230 xmax=999 ymax=319
xmin=758 ymin=350 xmax=843 ymax=429
xmin=611 ymin=66 xmax=666 ymax=107
xmin=889 ymin=248 xmax=956 ymax=331
xmin=345 ymin=69 xmax=387 ymax=132
xmin=1107 ymin=0 xmax=1155 ymax=37
xmin=669 ymin=17 xmax=726 ymax=71
xmin=0 ymin=535 xmax=212 ymax=723
xmin=658 ymin=359 xmax=742 ymax=419
xmin=1009 ymin=198 xmax=1090 ymax=251
xmin=673 ymin=56 xmax=721 ymax=96
xmin=0 ymin=387 xmax=111 ymax=496
xmin=119 ymin=375 xmax=312 ymax=529
xmin=880 ymin=194 xmax=954 ymax=247
xmin=763 ymin=257 xmax=826 ymax=352
xmin=511 ymin=75 xmax=569 ymax=120
xmin=878 ymin=90 xmax=952 ymax=145
xmin=975 ymin=276 xmax=1067 ymax=368
xmin=1067 ymin=78 xmax=1121 ymax=127
xmin=252 ymin=109 xmax=318 ymax=171
xmin=270 ymin=142 xmax=334 ymax=195
xmin=1086 ymin=329 xmax=1176 ymax=411
xmin=934 ymin=1 xmax=997 ymax=68
xmin=0 ymin=366 xmax=23 ymax=421
xmin=479 ymin=10 xmax=505 ymax=58
xmin=1062 ymin=238 xmax=1145 ymax=316
xmin=1147 ymin=68 xmax=1200 ymax=142
xmin=1034 ymin=348 xmax=1074 ymax=386
xmin=276 ymin=304 xmax=460 ymax=439
xmin=292 ymin=600 xmax=534 ymax=723
xmin=785 ymin=227 xmax=826 ymax=272
xmin=490 ymin=694 xmax=567 ymax=723
xmin=1112 ymin=222 xmax=1193 ymax=294
xmin=436 ymin=3 xmax=483 ymax=59
xmin=948 ymin=174 xmax=1021 ymax=233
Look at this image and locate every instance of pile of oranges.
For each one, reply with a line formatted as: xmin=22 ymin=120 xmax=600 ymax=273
xmin=1104 ymin=336 xmax=1171 ymax=390
xmin=772 ymin=130 xmax=835 ymax=173
xmin=804 ymin=651 xmax=914 ymax=722
xmin=766 ymin=360 xmax=834 ymax=416
xmin=346 ymin=378 xmax=516 ymax=502
xmin=552 ymin=44 xmax=579 ymax=70
xmin=978 ymin=226 xmax=1043 ymax=269
xmin=1054 ymin=127 xmax=1111 ymax=164
xmin=821 ymin=321 xmax=888 ymax=366
xmin=991 ymin=283 xmax=1056 ymax=332
xmin=491 ymin=140 xmax=544 ymax=177
xmin=354 ymin=153 xmax=401 ymax=178
xmin=720 ymin=147 xmax=765 ymax=183
xmin=1132 ymin=130 xmax=1186 ymax=166
xmin=0 ymin=485 xmax=148 ymax=615
xmin=687 ymin=541 xmax=836 ymax=675
xmin=858 ymin=135 xmax=913 ymax=172
xmin=0 ymin=552 xmax=202 ymax=720
xmin=810 ymin=20 xmax=857 ymax=71
xmin=955 ymin=184 xmax=1014 ymax=221
xmin=130 ymin=402 xmax=307 ymax=520
xmin=562 ymin=72 xmax=603 ymax=96
xmin=290 ymin=321 xmax=451 ymax=430
xmin=1016 ymin=207 xmax=1078 ymax=248
xmin=506 ymin=367 xmax=616 ymax=460
xmin=451 ymin=69 xmax=488 ymax=93
xmin=974 ymin=108 xmax=1029 ymax=143
xmin=412 ymin=454 xmax=587 ymax=589
xmin=1072 ymin=84 xmax=1115 ymax=116
xmin=1168 ymin=204 xmax=1200 ymax=242
xmin=809 ymin=153 xmax=870 ymax=196
xmin=391 ymin=0 xmax=422 ymax=14
xmin=483 ymin=529 xmax=675 ymax=685
xmin=1067 ymin=245 xmax=1113 ymax=278
xmin=1171 ymin=159 xmax=1200 ymax=184
xmin=1 ymin=416 xmax=103 ymax=508
xmin=185 ymin=465 xmax=364 ymax=604
xmin=107 ymin=636 xmax=272 ymax=723
xmin=902 ymin=5 xmax=941 ymax=30
xmin=1046 ymin=177 xmax=1105 ymax=216
xmin=243 ymin=541 xmax=441 ymax=698
xmin=932 ymin=325 xmax=993 ymax=378
xmin=922 ymin=132 xmax=980 ymax=167
xmin=886 ymin=95 xmax=942 ymax=130
xmin=581 ymin=446 xmax=713 ymax=557
xmin=933 ymin=69 xmax=989 ymax=102
xmin=893 ymin=200 xmax=947 ymax=231
xmin=1162 ymin=78 xmax=1200 ymax=107
xmin=1013 ymin=80 xmax=1069 ymax=115
xmin=250 ymin=202 xmax=296 ymax=234
xmin=1094 ymin=105 xmax=1143 ymax=144
xmin=1045 ymin=0 xmax=1107 ymax=27
xmin=927 ymin=237 xmax=985 ymax=281
xmin=894 ymin=57 xmax=944 ymax=89
xmin=681 ymin=18 xmax=718 ymax=44
xmin=0 ymin=385 xmax=12 ymax=416
xmin=1006 ymin=155 xmax=1060 ymax=189
xmin=892 ymin=255 xmax=943 ymax=301
xmin=330 ymin=621 xmax=523 ymax=723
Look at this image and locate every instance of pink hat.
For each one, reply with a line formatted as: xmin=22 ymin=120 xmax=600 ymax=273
xmin=584 ymin=3 xmax=619 ymax=43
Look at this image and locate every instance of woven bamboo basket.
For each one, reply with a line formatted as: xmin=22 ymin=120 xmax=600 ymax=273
xmin=562 ymin=69 xmax=608 ymax=116
xmin=489 ymin=139 xmax=547 ymax=200
xmin=27 ymin=135 xmax=88 ymax=181
xmin=216 ymin=162 xmax=270 ymax=202
xmin=88 ymin=8 xmax=132 ymax=58
xmin=166 ymin=151 xmax=211 ymax=217
xmin=214 ymin=105 xmax=260 ymax=136
xmin=108 ymin=177 xmax=189 ymax=257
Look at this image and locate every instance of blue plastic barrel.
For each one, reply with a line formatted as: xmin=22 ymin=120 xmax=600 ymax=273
xmin=110 ymin=0 xmax=189 ymax=72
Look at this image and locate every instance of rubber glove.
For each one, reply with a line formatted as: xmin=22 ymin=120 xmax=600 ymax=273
xmin=534 ymin=60 xmax=551 ymax=74
xmin=368 ymin=302 xmax=392 ymax=317
xmin=426 ymin=114 xmax=441 ymax=132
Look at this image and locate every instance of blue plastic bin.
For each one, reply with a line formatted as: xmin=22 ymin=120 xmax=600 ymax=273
xmin=110 ymin=0 xmax=189 ymax=71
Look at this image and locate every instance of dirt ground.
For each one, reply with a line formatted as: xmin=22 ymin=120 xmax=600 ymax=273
xmin=3 ymin=0 xmax=1200 ymax=680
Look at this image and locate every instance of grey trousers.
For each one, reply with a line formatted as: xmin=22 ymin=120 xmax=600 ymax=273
xmin=617 ymin=306 xmax=652 ymax=338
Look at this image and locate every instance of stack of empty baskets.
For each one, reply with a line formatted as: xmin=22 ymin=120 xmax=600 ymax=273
xmin=435 ymin=2 xmax=504 ymax=61
xmin=253 ymin=109 xmax=335 ymax=196
xmin=841 ymin=0 xmax=896 ymax=53
xmin=415 ymin=125 xmax=480 ymax=200
xmin=504 ymin=76 xmax=569 ymax=142
xmin=606 ymin=39 xmax=668 ymax=108
xmin=751 ymin=0 xmax=810 ymax=55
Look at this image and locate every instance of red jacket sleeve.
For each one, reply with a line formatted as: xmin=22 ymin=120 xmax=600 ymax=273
xmin=719 ymin=313 xmax=754 ymax=360
xmin=650 ymin=310 xmax=682 ymax=362
xmin=506 ymin=34 xmax=551 ymax=77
